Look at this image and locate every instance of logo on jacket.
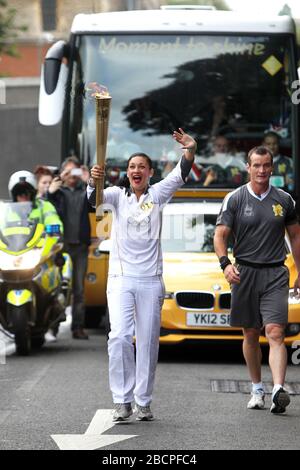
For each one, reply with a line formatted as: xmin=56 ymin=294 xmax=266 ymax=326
xmin=141 ymin=201 xmax=154 ymax=211
xmin=278 ymin=163 xmax=286 ymax=174
xmin=272 ymin=204 xmax=283 ymax=217
xmin=244 ymin=204 xmax=254 ymax=217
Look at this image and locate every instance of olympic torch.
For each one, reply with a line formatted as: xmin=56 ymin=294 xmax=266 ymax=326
xmin=86 ymin=83 xmax=111 ymax=221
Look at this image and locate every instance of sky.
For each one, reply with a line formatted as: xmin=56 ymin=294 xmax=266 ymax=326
xmin=227 ymin=0 xmax=300 ymax=18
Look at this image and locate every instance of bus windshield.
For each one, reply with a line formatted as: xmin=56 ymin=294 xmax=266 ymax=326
xmin=66 ymin=33 xmax=296 ymax=191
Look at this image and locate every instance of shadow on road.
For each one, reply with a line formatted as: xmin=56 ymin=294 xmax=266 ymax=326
xmin=158 ymin=341 xmax=270 ymax=365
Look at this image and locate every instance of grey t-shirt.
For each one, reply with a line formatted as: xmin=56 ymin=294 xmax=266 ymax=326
xmin=216 ymin=184 xmax=297 ymax=264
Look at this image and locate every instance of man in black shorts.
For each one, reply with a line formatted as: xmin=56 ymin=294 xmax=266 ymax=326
xmin=214 ymin=146 xmax=300 ymax=413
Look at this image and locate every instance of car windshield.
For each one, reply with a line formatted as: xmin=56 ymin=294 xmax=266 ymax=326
xmin=161 ymin=202 xmax=231 ymax=253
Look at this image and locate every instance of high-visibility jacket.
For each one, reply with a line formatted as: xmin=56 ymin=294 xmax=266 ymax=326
xmin=30 ymin=199 xmax=64 ymax=233
xmin=3 ymin=199 xmax=64 ymax=234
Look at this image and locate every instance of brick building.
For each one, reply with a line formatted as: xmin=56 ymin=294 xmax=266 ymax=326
xmin=0 ymin=0 xmax=162 ymax=77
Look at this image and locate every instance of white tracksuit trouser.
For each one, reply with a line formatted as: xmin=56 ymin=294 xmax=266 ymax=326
xmin=107 ymin=275 xmax=165 ymax=406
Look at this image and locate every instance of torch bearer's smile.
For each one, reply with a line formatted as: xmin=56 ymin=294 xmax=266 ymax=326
xmin=133 ymin=175 xmax=142 ymax=183
xmin=130 ymin=173 xmax=145 ymax=190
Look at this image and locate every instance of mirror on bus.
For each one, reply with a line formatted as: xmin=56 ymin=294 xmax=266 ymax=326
xmin=98 ymin=239 xmax=111 ymax=254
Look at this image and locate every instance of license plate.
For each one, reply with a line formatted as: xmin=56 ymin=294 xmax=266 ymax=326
xmin=186 ymin=312 xmax=230 ymax=327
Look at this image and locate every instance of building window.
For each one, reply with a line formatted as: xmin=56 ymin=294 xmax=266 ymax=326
xmin=41 ymin=0 xmax=57 ymax=31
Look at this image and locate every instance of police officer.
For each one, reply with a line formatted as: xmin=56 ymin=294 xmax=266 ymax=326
xmin=214 ymin=146 xmax=300 ymax=414
xmin=8 ymin=170 xmax=63 ymax=230
xmin=7 ymin=171 xmax=65 ymax=342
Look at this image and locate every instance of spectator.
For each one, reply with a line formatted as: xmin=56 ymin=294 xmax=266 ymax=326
xmin=34 ymin=166 xmax=54 ymax=199
xmin=198 ymin=136 xmax=247 ymax=187
xmin=48 ymin=156 xmax=91 ymax=340
xmin=262 ymin=131 xmax=294 ymax=191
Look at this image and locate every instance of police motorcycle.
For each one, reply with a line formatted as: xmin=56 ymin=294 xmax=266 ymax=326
xmin=0 ymin=171 xmax=72 ymax=355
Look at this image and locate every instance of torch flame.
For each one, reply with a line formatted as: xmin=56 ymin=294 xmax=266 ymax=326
xmin=85 ymin=82 xmax=111 ymax=99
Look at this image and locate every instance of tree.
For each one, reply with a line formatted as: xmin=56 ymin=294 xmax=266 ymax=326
xmin=0 ymin=0 xmax=27 ymax=57
xmin=121 ymin=45 xmax=285 ymax=147
xmin=278 ymin=4 xmax=292 ymax=16
xmin=165 ymin=0 xmax=230 ymax=10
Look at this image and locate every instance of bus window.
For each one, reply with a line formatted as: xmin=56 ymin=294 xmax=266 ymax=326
xmin=64 ymin=33 xmax=297 ymax=190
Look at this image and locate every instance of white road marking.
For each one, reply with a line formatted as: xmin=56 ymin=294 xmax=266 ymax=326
xmin=51 ymin=409 xmax=138 ymax=450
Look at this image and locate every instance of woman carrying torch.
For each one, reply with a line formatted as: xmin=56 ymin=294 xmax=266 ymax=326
xmin=87 ymin=129 xmax=196 ymax=422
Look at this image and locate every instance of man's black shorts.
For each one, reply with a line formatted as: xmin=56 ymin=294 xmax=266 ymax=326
xmin=230 ymin=264 xmax=289 ymax=329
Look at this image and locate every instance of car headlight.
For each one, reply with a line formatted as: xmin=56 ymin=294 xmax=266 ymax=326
xmin=0 ymin=249 xmax=42 ymax=270
xmin=289 ymin=289 xmax=300 ymax=304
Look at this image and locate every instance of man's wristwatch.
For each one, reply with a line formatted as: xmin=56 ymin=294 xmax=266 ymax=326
xmin=87 ymin=177 xmax=95 ymax=188
xmin=219 ymin=256 xmax=232 ymax=271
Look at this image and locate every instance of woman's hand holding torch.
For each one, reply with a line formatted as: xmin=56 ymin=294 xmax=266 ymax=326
xmin=90 ymin=165 xmax=105 ymax=183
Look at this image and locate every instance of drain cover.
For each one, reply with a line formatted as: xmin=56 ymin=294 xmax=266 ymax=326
xmin=211 ymin=380 xmax=300 ymax=395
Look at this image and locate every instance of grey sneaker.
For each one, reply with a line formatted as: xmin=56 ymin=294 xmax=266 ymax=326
xmin=135 ymin=404 xmax=154 ymax=421
xmin=270 ymin=387 xmax=290 ymax=414
xmin=247 ymin=389 xmax=265 ymax=410
xmin=112 ymin=403 xmax=133 ymax=422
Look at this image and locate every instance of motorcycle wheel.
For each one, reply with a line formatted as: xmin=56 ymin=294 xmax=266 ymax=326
xmin=10 ymin=305 xmax=31 ymax=356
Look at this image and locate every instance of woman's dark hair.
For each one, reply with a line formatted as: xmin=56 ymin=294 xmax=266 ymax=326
xmin=127 ymin=153 xmax=153 ymax=169
xmin=117 ymin=152 xmax=153 ymax=189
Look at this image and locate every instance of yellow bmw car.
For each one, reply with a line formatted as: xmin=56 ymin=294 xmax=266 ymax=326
xmin=160 ymin=199 xmax=300 ymax=346
xmin=85 ymin=198 xmax=300 ymax=344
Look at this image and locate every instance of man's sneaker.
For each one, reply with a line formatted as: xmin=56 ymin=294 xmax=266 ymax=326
xmin=270 ymin=387 xmax=290 ymax=414
xmin=247 ymin=389 xmax=265 ymax=410
xmin=112 ymin=403 xmax=133 ymax=422
xmin=45 ymin=329 xmax=57 ymax=343
xmin=135 ymin=404 xmax=154 ymax=421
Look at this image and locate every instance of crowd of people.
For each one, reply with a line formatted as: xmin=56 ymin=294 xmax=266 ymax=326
xmin=108 ymin=129 xmax=294 ymax=191
xmin=180 ymin=131 xmax=294 ymax=190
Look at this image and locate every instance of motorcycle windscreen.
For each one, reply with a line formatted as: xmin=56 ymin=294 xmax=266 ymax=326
xmin=0 ymin=202 xmax=41 ymax=253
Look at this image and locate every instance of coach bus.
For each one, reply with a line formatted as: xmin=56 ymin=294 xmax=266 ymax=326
xmin=39 ymin=8 xmax=300 ymax=335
